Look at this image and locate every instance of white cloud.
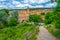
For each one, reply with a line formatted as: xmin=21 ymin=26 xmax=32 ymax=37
xmin=29 ymin=5 xmax=44 ymax=8
xmin=12 ymin=1 xmax=28 ymax=8
xmin=12 ymin=1 xmax=21 ymax=5
xmin=0 ymin=5 xmax=4 ymax=7
xmin=0 ymin=5 xmax=8 ymax=9
xmin=45 ymin=2 xmax=57 ymax=8
xmin=16 ymin=3 xmax=28 ymax=8
xmin=24 ymin=0 xmax=28 ymax=3
xmin=0 ymin=0 xmax=6 ymax=1
xmin=28 ymin=0 xmax=50 ymax=3
xmin=16 ymin=4 xmax=24 ymax=7
xmin=0 ymin=0 xmax=57 ymax=9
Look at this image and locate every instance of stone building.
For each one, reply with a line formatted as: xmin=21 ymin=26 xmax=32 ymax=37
xmin=18 ymin=8 xmax=53 ymax=23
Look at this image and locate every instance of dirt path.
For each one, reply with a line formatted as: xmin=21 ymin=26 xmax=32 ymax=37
xmin=37 ymin=26 xmax=57 ymax=40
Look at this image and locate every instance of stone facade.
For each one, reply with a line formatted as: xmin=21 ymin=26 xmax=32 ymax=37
xmin=18 ymin=8 xmax=53 ymax=23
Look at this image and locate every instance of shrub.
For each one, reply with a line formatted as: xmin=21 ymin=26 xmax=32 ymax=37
xmin=0 ymin=9 xmax=9 ymax=26
xmin=8 ymin=17 xmax=18 ymax=26
xmin=45 ymin=12 xmax=55 ymax=25
xmin=0 ymin=23 xmax=37 ymax=40
xmin=54 ymin=14 xmax=60 ymax=29
xmin=0 ymin=22 xmax=4 ymax=29
xmin=1 ymin=9 xmax=9 ymax=15
xmin=0 ymin=27 xmax=16 ymax=40
xmin=0 ymin=9 xmax=18 ymax=27
xmin=55 ymin=19 xmax=60 ymax=29
xmin=0 ymin=10 xmax=8 ymax=26
xmin=41 ymin=12 xmax=45 ymax=15
xmin=53 ymin=0 xmax=60 ymax=29
xmin=47 ymin=25 xmax=60 ymax=38
xmin=29 ymin=14 xmax=42 ymax=25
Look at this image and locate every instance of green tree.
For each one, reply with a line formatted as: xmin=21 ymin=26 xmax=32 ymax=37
xmin=29 ymin=14 xmax=42 ymax=24
xmin=54 ymin=0 xmax=60 ymax=29
xmin=2 ymin=9 xmax=9 ymax=15
xmin=51 ymin=0 xmax=60 ymax=29
xmin=0 ymin=9 xmax=9 ymax=25
xmin=45 ymin=12 xmax=55 ymax=25
xmin=8 ymin=17 xmax=18 ymax=26
xmin=0 ymin=9 xmax=9 ymax=28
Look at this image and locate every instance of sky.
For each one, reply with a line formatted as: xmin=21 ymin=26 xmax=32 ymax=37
xmin=0 ymin=0 xmax=57 ymax=9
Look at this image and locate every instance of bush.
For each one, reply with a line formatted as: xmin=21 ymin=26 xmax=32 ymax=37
xmin=0 ymin=23 xmax=37 ymax=40
xmin=0 ymin=9 xmax=18 ymax=27
xmin=41 ymin=12 xmax=45 ymax=15
xmin=54 ymin=19 xmax=60 ymax=29
xmin=46 ymin=25 xmax=60 ymax=38
xmin=0 ymin=27 xmax=16 ymax=40
xmin=45 ymin=12 xmax=55 ymax=25
xmin=0 ymin=10 xmax=8 ymax=25
xmin=53 ymin=12 xmax=60 ymax=29
xmin=29 ymin=14 xmax=42 ymax=25
xmin=8 ymin=17 xmax=18 ymax=26
xmin=0 ymin=22 xmax=4 ymax=29
xmin=53 ymin=0 xmax=60 ymax=29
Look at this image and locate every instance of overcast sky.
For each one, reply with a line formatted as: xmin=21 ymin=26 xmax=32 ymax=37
xmin=0 ymin=0 xmax=57 ymax=9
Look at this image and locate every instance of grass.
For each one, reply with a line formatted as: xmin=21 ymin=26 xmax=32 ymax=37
xmin=0 ymin=23 xmax=38 ymax=40
xmin=29 ymin=31 xmax=36 ymax=40
xmin=45 ymin=24 xmax=60 ymax=39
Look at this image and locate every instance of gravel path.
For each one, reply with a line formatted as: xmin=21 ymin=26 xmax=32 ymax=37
xmin=37 ymin=26 xmax=57 ymax=40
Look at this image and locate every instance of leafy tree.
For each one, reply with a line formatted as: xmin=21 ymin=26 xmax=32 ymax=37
xmin=45 ymin=12 xmax=55 ymax=25
xmin=41 ymin=12 xmax=45 ymax=15
xmin=29 ymin=14 xmax=42 ymax=24
xmin=2 ymin=9 xmax=9 ymax=15
xmin=54 ymin=0 xmax=60 ymax=29
xmin=7 ymin=10 xmax=18 ymax=26
xmin=7 ymin=17 xmax=18 ymax=26
xmin=0 ymin=9 xmax=9 ymax=25
xmin=51 ymin=0 xmax=60 ymax=29
xmin=0 ymin=9 xmax=18 ymax=27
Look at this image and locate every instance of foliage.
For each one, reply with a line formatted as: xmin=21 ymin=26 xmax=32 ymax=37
xmin=0 ymin=22 xmax=4 ymax=29
xmin=45 ymin=12 xmax=55 ymax=25
xmin=7 ymin=17 xmax=18 ymax=26
xmin=0 ymin=23 xmax=37 ymax=40
xmin=29 ymin=14 xmax=42 ymax=24
xmin=0 ymin=9 xmax=9 ymax=26
xmin=29 ymin=31 xmax=36 ymax=40
xmin=54 ymin=14 xmax=60 ymax=29
xmin=53 ymin=0 xmax=60 ymax=29
xmin=0 ymin=9 xmax=18 ymax=27
xmin=11 ymin=10 xmax=18 ymax=20
xmin=45 ymin=0 xmax=60 ymax=39
xmin=54 ymin=11 xmax=60 ymax=29
xmin=41 ymin=12 xmax=45 ymax=15
xmin=46 ymin=25 xmax=60 ymax=38
xmin=1 ymin=9 xmax=9 ymax=15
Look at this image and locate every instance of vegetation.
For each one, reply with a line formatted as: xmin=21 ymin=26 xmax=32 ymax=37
xmin=0 ymin=8 xmax=39 ymax=40
xmin=41 ymin=12 xmax=45 ymax=15
xmin=0 ymin=9 xmax=9 ymax=28
xmin=2 ymin=1 xmax=60 ymax=39
xmin=0 ymin=23 xmax=37 ymax=40
xmin=0 ymin=9 xmax=18 ymax=28
xmin=45 ymin=25 xmax=60 ymax=38
xmin=7 ymin=17 xmax=18 ymax=26
xmin=45 ymin=12 xmax=55 ymax=25
xmin=53 ymin=0 xmax=60 ymax=29
xmin=29 ymin=14 xmax=42 ymax=25
xmin=45 ymin=0 xmax=60 ymax=39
